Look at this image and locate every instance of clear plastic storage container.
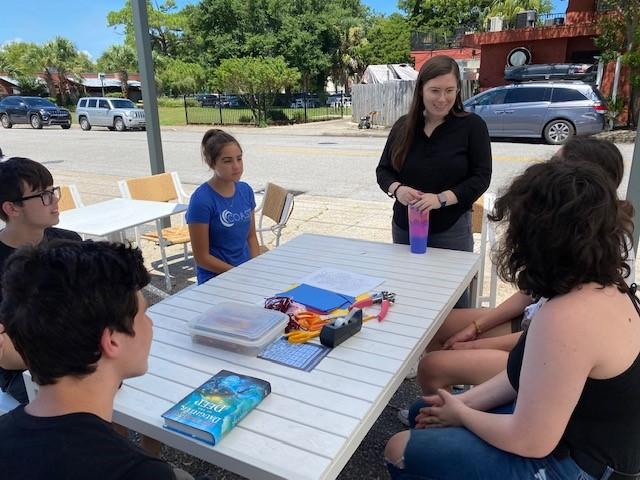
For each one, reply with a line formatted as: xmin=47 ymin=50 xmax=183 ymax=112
xmin=187 ymin=302 xmax=288 ymax=355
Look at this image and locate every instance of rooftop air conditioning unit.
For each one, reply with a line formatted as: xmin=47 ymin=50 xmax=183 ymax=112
xmin=489 ymin=16 xmax=503 ymax=32
xmin=516 ymin=10 xmax=537 ymax=28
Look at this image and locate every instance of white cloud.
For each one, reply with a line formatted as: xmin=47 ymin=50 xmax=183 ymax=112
xmin=80 ymin=50 xmax=93 ymax=60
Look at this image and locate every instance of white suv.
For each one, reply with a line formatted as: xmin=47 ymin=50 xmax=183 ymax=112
xmin=76 ymin=97 xmax=145 ymax=131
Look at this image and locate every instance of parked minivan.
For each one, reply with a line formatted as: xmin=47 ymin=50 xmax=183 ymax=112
xmin=464 ymin=81 xmax=606 ymax=144
xmin=76 ymin=97 xmax=145 ymax=131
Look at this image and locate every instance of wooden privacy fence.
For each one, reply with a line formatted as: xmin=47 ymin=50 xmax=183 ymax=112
xmin=351 ymin=81 xmax=415 ymax=127
xmin=351 ymin=79 xmax=480 ymax=127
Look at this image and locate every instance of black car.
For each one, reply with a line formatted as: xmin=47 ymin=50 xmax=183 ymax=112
xmin=0 ymin=96 xmax=72 ymax=129
xmin=505 ymin=63 xmax=596 ymax=83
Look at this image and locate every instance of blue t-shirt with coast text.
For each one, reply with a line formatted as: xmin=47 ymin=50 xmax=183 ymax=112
xmin=186 ymin=181 xmax=256 ymax=284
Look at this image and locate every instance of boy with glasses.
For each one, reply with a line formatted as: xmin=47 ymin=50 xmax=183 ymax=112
xmin=0 ymin=157 xmax=81 ymax=404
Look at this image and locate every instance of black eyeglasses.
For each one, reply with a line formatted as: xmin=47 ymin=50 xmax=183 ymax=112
xmin=15 ymin=186 xmax=61 ymax=206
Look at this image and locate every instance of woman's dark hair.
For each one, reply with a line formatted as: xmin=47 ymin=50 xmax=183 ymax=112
xmin=489 ymin=160 xmax=632 ymax=298
xmin=555 ymin=136 xmax=634 ymax=230
xmin=201 ymin=128 xmax=241 ymax=169
xmin=391 ymin=55 xmax=467 ymax=171
xmin=555 ymin=137 xmax=624 ymax=187
xmin=0 ymin=241 xmax=150 ymax=386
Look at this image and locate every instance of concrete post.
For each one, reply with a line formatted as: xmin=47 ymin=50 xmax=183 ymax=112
xmin=131 ymin=0 xmax=165 ymax=176
xmin=627 ymin=112 xmax=640 ymax=250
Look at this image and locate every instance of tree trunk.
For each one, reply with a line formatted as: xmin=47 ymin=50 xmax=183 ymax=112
xmin=120 ymin=70 xmax=129 ymax=98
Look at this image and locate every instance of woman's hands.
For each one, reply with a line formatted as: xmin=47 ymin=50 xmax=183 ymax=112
xmin=395 ymin=186 xmax=423 ymax=206
xmin=415 ymin=390 xmax=467 ymax=429
xmin=442 ymin=323 xmax=479 ymax=349
xmin=410 ymin=193 xmax=442 ymax=213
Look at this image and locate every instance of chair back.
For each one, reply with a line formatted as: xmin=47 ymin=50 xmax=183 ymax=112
xmin=58 ymin=185 xmax=84 ymax=212
xmin=471 ymin=196 xmax=484 ymax=234
xmin=262 ymin=183 xmax=292 ymax=224
xmin=123 ymin=173 xmax=178 ymax=203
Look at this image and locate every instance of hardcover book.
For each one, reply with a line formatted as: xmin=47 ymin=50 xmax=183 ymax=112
xmin=161 ymin=370 xmax=271 ymax=445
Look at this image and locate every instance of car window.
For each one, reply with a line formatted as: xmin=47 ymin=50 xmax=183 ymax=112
xmin=110 ymin=99 xmax=135 ymax=109
xmin=88 ymin=99 xmax=97 ymax=108
xmin=551 ymin=88 xmax=587 ymax=102
xmin=78 ymin=99 xmax=87 ymax=108
xmin=24 ymin=98 xmax=56 ymax=108
xmin=504 ymin=87 xmax=551 ymax=104
xmin=475 ymin=89 xmax=507 ymax=106
xmin=98 ymin=99 xmax=110 ymax=109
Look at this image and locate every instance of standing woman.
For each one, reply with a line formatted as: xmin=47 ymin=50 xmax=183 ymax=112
xmin=187 ymin=129 xmax=259 ymax=284
xmin=376 ymin=56 xmax=491 ymax=307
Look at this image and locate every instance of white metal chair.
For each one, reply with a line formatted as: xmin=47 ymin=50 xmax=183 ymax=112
xmin=58 ymin=184 xmax=84 ymax=212
xmin=255 ymin=182 xmax=294 ymax=253
xmin=472 ymin=193 xmax=498 ymax=308
xmin=118 ymin=172 xmax=191 ymax=290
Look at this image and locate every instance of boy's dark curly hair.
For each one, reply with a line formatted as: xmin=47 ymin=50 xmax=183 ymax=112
xmin=489 ymin=160 xmax=632 ymax=298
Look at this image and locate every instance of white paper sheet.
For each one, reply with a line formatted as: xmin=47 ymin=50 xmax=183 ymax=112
xmin=300 ymin=268 xmax=384 ymax=297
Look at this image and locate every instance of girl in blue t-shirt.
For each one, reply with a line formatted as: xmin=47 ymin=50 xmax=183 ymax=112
xmin=186 ymin=129 xmax=259 ymax=284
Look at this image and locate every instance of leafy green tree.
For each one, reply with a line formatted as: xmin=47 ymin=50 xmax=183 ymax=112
xmin=14 ymin=75 xmax=48 ymax=96
xmin=187 ymin=0 xmax=367 ymax=91
xmin=399 ymin=0 xmax=492 ymax=32
xmin=107 ymin=0 xmax=189 ymax=57
xmin=596 ymin=0 xmax=640 ymax=126
xmin=156 ymin=57 xmax=206 ymax=96
xmin=97 ymin=44 xmax=138 ymax=98
xmin=0 ymin=42 xmax=42 ymax=76
xmin=359 ymin=14 xmax=412 ymax=67
xmin=213 ymin=56 xmax=300 ymax=125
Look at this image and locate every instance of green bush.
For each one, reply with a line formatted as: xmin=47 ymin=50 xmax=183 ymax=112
xmin=106 ymin=92 xmax=124 ymax=98
xmin=157 ymin=96 xmax=185 ymax=108
xmin=267 ymin=109 xmax=290 ymax=125
xmin=238 ymin=114 xmax=254 ymax=123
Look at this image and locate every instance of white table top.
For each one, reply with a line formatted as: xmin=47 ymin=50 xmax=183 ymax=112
xmin=117 ymin=234 xmax=479 ymax=480
xmin=57 ymin=198 xmax=187 ymax=237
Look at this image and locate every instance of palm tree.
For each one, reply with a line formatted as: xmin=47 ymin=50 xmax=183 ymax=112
xmin=34 ymin=37 xmax=86 ymax=103
xmin=486 ymin=0 xmax=553 ymax=27
xmin=97 ymin=45 xmax=138 ymax=98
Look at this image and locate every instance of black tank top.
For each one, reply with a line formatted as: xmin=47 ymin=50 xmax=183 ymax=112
xmin=506 ymin=291 xmax=640 ymax=476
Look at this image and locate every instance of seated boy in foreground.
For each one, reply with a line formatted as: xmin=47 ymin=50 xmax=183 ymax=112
xmin=0 ymin=241 xmax=192 ymax=479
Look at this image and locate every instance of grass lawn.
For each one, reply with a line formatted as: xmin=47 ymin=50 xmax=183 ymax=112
xmin=158 ymin=106 xmax=350 ymax=126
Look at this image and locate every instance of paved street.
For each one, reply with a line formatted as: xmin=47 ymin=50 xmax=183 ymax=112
xmin=3 ymin=120 xmax=633 ymax=202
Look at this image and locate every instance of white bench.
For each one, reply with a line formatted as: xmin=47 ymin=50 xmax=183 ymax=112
xmin=0 ymin=391 xmax=19 ymax=415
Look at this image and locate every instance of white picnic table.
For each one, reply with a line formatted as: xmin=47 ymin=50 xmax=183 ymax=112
xmin=114 ymin=233 xmax=480 ymax=479
xmin=56 ymin=198 xmax=187 ymax=290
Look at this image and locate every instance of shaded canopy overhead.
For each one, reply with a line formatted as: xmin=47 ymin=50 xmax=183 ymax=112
xmin=360 ymin=64 xmax=418 ymax=84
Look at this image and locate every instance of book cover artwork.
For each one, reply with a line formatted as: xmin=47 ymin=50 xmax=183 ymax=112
xmin=162 ymin=370 xmax=271 ymax=445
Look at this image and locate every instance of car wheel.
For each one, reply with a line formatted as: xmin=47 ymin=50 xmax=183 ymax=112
xmin=79 ymin=116 xmax=91 ymax=131
xmin=30 ymin=114 xmax=43 ymax=129
xmin=107 ymin=126 xmax=115 ymax=131
xmin=543 ymin=119 xmax=574 ymax=145
xmin=0 ymin=114 xmax=12 ymax=129
xmin=61 ymin=124 xmax=71 ymax=130
xmin=114 ymin=117 xmax=126 ymax=132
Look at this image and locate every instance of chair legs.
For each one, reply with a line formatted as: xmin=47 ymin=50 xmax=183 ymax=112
xmin=155 ymin=219 xmax=172 ymax=291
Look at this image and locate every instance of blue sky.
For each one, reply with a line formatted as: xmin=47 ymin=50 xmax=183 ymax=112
xmin=0 ymin=0 xmax=565 ymax=60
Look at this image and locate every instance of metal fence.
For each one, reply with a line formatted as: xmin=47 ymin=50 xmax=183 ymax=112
xmin=183 ymin=92 xmax=351 ymax=126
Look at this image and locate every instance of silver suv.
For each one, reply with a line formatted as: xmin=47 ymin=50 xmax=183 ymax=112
xmin=76 ymin=97 xmax=145 ymax=131
xmin=464 ymin=81 xmax=606 ymax=144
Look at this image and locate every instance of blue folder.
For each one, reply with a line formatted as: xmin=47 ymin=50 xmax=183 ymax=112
xmin=277 ymin=283 xmax=355 ymax=314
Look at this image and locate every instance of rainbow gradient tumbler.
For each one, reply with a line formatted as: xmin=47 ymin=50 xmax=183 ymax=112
xmin=408 ymin=205 xmax=429 ymax=254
